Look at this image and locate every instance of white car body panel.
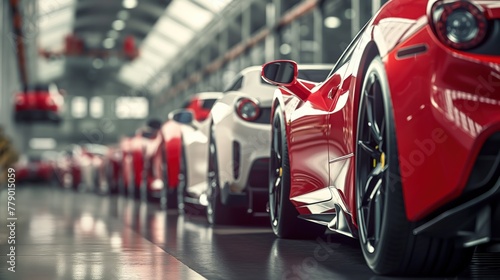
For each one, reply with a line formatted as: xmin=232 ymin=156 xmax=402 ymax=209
xmin=211 ymin=67 xmax=276 ymax=194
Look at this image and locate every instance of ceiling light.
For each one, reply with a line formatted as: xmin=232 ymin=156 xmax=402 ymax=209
xmin=279 ymin=43 xmax=291 ymax=55
xmin=93 ymin=58 xmax=104 ymax=69
xmin=344 ymin=9 xmax=355 ymax=20
xmin=123 ymin=0 xmax=137 ymax=9
xmin=29 ymin=138 xmax=57 ymax=150
xmin=113 ymin=20 xmax=125 ymax=31
xmin=117 ymin=10 xmax=129 ymax=20
xmin=103 ymin=38 xmax=115 ymax=49
xmin=324 ymin=17 xmax=341 ymax=29
xmin=108 ymin=30 xmax=119 ymax=39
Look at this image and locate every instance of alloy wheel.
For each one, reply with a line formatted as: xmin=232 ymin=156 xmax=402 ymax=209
xmin=269 ymin=113 xmax=283 ymax=228
xmin=357 ymin=71 xmax=389 ymax=254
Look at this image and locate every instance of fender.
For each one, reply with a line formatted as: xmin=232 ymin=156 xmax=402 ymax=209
xmin=162 ymin=121 xmax=182 ymax=189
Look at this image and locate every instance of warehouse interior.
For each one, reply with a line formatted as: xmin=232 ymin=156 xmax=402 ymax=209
xmin=1 ymin=0 xmax=500 ymax=279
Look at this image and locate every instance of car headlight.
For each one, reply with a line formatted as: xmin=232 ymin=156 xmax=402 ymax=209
xmin=431 ymin=0 xmax=488 ymax=50
xmin=235 ymin=98 xmax=260 ymax=122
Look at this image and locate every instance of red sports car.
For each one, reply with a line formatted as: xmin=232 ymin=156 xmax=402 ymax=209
xmin=118 ymin=135 xmax=134 ymax=194
xmin=142 ymin=92 xmax=221 ymax=208
xmin=15 ymin=155 xmax=53 ymax=183
xmin=122 ymin=124 xmax=161 ymax=197
xmin=262 ymin=0 xmax=500 ymax=276
xmin=14 ymin=84 xmax=64 ymax=123
xmin=54 ymin=145 xmax=82 ymax=190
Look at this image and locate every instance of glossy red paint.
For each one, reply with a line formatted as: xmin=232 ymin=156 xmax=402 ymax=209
xmin=161 ymin=121 xmax=182 ymax=189
xmin=16 ymin=158 xmax=53 ymax=182
xmin=266 ymin=0 xmax=500 ymax=232
xmin=385 ymin=25 xmax=500 ymax=221
xmin=184 ymin=96 xmax=213 ymax=121
xmin=100 ymin=147 xmax=122 ymax=192
xmin=13 ymin=85 xmax=64 ymax=123
xmin=119 ymin=137 xmax=133 ymax=190
xmin=15 ymin=92 xmax=58 ymax=111
xmin=130 ymin=132 xmax=149 ymax=190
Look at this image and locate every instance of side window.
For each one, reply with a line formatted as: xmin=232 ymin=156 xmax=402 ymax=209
xmin=328 ymin=24 xmax=367 ymax=76
xmin=201 ymin=99 xmax=217 ymax=109
xmin=223 ymin=75 xmax=244 ymax=93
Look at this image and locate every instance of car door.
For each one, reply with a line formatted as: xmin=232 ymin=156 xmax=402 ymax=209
xmin=326 ymin=27 xmax=367 ymax=211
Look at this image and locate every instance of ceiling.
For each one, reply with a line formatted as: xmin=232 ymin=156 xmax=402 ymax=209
xmin=36 ymin=0 xmax=233 ymax=90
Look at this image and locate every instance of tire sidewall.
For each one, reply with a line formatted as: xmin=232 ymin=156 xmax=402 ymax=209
xmin=356 ymin=56 xmax=411 ymax=272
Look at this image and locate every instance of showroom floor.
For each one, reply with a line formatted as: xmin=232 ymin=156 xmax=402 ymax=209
xmin=1 ymin=185 xmax=499 ymax=280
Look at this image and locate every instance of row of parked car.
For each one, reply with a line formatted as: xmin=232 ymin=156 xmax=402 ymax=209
xmin=47 ymin=64 xmax=332 ymax=220
xmin=18 ymin=0 xmax=500 ymax=276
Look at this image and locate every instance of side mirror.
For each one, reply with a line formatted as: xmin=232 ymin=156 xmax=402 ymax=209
xmin=261 ymin=60 xmax=312 ymax=101
xmin=169 ymin=109 xmax=194 ymax=124
xmin=146 ymin=118 xmax=162 ymax=130
xmin=262 ymin=60 xmax=298 ymax=86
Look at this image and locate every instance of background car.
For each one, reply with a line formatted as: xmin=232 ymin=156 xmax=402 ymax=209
xmin=117 ymin=134 xmax=139 ymax=195
xmin=54 ymin=145 xmax=82 ymax=190
xmin=95 ymin=145 xmax=122 ymax=194
xmin=142 ymin=92 xmax=221 ymax=208
xmin=261 ymin=0 xmax=500 ymax=276
xmin=205 ymin=65 xmax=332 ymax=225
xmin=15 ymin=154 xmax=53 ymax=183
xmin=79 ymin=144 xmax=108 ymax=193
xmin=123 ymin=124 xmax=161 ymax=197
xmin=13 ymin=83 xmax=64 ymax=124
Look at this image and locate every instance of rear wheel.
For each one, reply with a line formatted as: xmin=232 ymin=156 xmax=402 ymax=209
xmin=207 ymin=124 xmax=239 ymax=225
xmin=177 ymin=143 xmax=191 ymax=213
xmin=160 ymin=146 xmax=177 ymax=209
xmin=355 ymin=56 xmax=473 ymax=276
xmin=269 ymin=107 xmax=325 ymax=239
xmin=140 ymin=160 xmax=151 ymax=201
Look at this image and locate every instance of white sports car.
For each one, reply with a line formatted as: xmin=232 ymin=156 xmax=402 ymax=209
xmin=205 ymin=65 xmax=333 ymax=225
xmin=174 ymin=92 xmax=224 ymax=214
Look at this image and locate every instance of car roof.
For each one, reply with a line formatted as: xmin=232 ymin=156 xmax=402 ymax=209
xmin=193 ymin=91 xmax=224 ymax=100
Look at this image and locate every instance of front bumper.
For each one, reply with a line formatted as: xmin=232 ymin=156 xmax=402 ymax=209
xmin=14 ymin=110 xmax=61 ymax=123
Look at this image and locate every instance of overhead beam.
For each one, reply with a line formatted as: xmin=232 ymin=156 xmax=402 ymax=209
xmin=155 ymin=0 xmax=320 ymax=105
xmin=76 ymin=1 xmax=166 ymax=18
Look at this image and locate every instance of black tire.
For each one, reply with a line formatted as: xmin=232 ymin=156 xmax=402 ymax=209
xmin=160 ymin=146 xmax=177 ymax=209
xmin=207 ymin=123 xmax=240 ymax=225
xmin=129 ymin=168 xmax=138 ymax=198
xmin=140 ymin=160 xmax=150 ymax=201
xmin=117 ymin=168 xmax=127 ymax=196
xmin=94 ymin=170 xmax=104 ymax=194
xmin=269 ymin=106 xmax=325 ymax=239
xmin=177 ymin=143 xmax=189 ymax=213
xmin=355 ymin=56 xmax=473 ymax=276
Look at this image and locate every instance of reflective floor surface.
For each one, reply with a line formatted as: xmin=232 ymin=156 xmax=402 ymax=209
xmin=1 ymin=185 xmax=499 ymax=280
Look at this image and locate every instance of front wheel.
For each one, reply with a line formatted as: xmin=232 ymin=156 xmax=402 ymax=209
xmin=206 ymin=124 xmax=239 ymax=225
xmin=177 ymin=143 xmax=193 ymax=214
xmin=160 ymin=146 xmax=177 ymax=209
xmin=269 ymin=106 xmax=325 ymax=239
xmin=355 ymin=56 xmax=473 ymax=276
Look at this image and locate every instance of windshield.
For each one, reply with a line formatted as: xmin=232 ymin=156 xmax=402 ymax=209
xmin=298 ymin=69 xmax=332 ymax=83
